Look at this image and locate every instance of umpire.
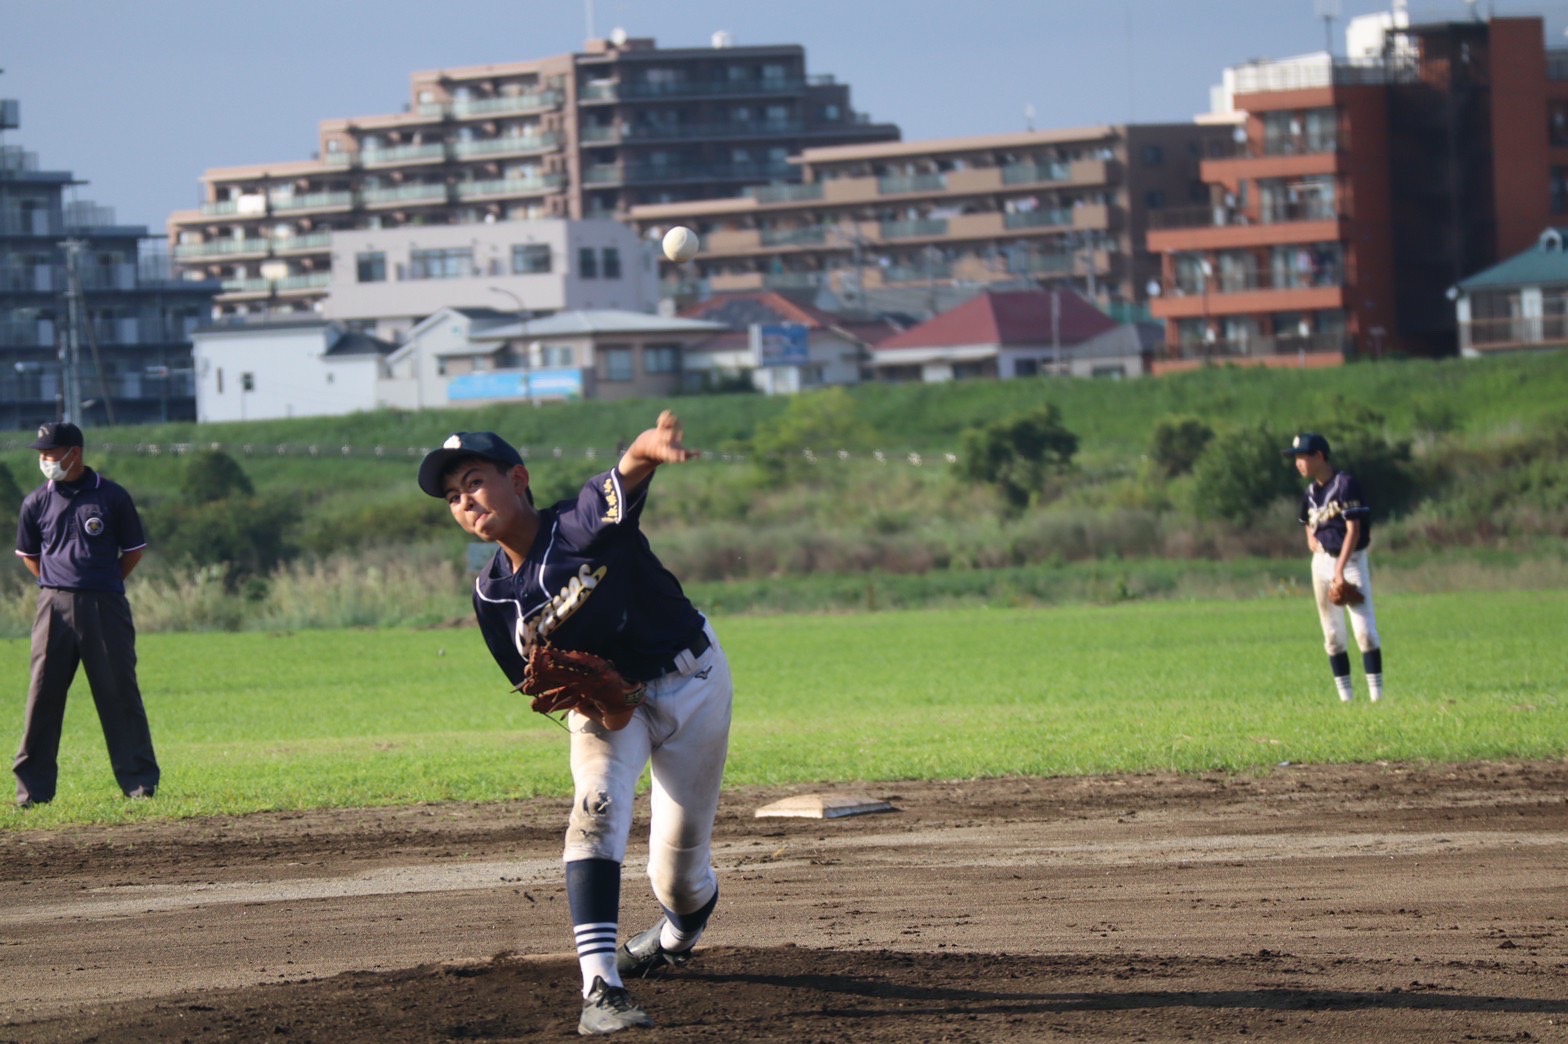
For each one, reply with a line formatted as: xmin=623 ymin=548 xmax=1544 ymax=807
xmin=12 ymin=421 xmax=160 ymax=808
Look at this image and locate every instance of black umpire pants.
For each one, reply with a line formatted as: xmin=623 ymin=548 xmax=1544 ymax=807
xmin=13 ymin=587 xmax=160 ymax=804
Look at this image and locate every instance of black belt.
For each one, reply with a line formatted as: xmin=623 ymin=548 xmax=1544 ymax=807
xmin=651 ymin=631 xmax=710 ymax=679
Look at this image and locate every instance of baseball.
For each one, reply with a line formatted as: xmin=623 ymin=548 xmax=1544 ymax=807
xmin=662 ymin=226 xmax=700 ymax=263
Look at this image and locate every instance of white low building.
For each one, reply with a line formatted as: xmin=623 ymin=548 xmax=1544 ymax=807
xmin=192 ymin=318 xmax=396 ymax=422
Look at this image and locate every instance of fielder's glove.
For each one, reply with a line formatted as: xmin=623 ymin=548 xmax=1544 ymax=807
xmin=516 ymin=643 xmax=645 ymax=731
xmin=1329 ymin=579 xmax=1365 ymax=607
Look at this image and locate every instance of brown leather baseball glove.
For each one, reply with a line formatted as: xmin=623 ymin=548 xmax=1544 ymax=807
xmin=516 ymin=643 xmax=645 ymax=731
xmin=1329 ymin=579 xmax=1365 ymax=607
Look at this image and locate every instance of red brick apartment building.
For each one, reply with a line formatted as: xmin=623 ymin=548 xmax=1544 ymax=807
xmin=1147 ymin=15 xmax=1568 ymax=374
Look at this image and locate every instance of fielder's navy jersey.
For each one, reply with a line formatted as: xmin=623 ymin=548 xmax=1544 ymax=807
xmin=1298 ymin=469 xmax=1372 ymax=554
xmin=472 ymin=468 xmax=704 ymax=686
xmin=15 ymin=468 xmax=147 ymax=594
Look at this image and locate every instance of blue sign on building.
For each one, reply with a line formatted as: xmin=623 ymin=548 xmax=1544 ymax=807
xmin=753 ymin=323 xmax=810 ymax=367
xmin=447 ymin=368 xmax=585 ymax=402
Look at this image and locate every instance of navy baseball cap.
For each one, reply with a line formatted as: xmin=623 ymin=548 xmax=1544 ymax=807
xmin=418 ymin=431 xmax=525 ymax=497
xmin=29 ymin=421 xmax=84 ymax=450
xmin=1282 ymin=432 xmax=1331 ymax=458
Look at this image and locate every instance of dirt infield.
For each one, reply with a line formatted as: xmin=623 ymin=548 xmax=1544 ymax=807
xmin=3 ymin=760 xmax=1566 ymax=1042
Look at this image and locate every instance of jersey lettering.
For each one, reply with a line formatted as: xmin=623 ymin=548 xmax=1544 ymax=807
xmin=523 ymin=562 xmax=609 ymax=649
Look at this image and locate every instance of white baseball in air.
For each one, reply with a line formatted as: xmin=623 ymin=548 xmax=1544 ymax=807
xmin=662 ymin=226 xmax=700 ymax=263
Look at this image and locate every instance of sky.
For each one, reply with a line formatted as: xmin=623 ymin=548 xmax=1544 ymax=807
xmin=2 ymin=0 xmax=1565 ymax=232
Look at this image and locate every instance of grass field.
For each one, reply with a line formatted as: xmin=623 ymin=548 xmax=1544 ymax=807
xmin=1 ymin=589 xmax=1563 ymax=829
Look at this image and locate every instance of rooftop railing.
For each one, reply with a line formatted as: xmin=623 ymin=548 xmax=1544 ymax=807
xmin=1231 ymin=56 xmax=1418 ymax=95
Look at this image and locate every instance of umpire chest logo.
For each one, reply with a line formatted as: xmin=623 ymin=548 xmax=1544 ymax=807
xmin=83 ymin=515 xmax=106 ymax=537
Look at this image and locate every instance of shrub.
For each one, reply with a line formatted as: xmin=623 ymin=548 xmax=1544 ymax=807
xmin=1189 ymin=424 xmax=1299 ymax=524
xmin=0 ymin=461 xmax=23 ymax=519
xmin=179 ymin=448 xmax=254 ymax=504
xmin=1149 ymin=415 xmax=1214 ymax=477
xmin=956 ymin=404 xmax=1079 ymax=509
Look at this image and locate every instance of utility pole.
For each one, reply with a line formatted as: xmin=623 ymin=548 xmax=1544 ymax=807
xmin=60 ymin=239 xmax=86 ymax=424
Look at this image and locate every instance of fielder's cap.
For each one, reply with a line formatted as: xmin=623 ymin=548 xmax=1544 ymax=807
xmin=1282 ymin=432 xmax=1331 ymax=458
xmin=418 ymin=431 xmax=525 ymax=497
xmin=29 ymin=421 xmax=84 ymax=451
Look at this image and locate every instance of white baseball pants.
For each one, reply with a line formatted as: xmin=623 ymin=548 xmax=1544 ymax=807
xmin=564 ymin=621 xmax=732 ymax=917
xmin=1311 ymin=549 xmax=1380 ymax=655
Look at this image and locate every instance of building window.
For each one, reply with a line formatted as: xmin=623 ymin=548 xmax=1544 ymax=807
xmin=539 ymin=344 xmax=574 ymax=367
xmin=409 ymin=247 xmax=473 ymax=280
xmin=602 ymin=247 xmax=622 ymax=279
xmin=241 ymin=372 xmax=255 ymax=392
xmin=602 ymin=346 xmax=633 ymax=381
xmin=644 ymin=344 xmax=678 ymax=373
xmin=1015 ymin=358 xmax=1039 ymax=377
xmin=1141 ymin=144 xmax=1164 ymax=166
xmin=1145 ymin=189 xmax=1166 ymax=209
xmin=579 ymin=246 xmax=599 ymax=278
xmin=512 ymin=243 xmax=552 ymax=274
xmin=356 ymin=251 xmax=387 ymax=283
xmin=1552 ymin=167 xmax=1568 ymax=215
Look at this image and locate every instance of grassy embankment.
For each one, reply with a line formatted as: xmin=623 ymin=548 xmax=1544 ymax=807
xmin=0 ymin=351 xmax=1565 ymax=636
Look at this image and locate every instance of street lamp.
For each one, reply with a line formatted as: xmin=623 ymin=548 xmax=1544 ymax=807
xmin=488 ymin=286 xmax=532 ymax=366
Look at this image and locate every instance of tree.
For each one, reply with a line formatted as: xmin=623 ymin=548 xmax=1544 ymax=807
xmin=956 ymin=404 xmax=1079 ymax=508
xmin=1149 ymin=415 xmax=1215 ymax=478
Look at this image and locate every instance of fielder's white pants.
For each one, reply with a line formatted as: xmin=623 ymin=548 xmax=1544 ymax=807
xmin=564 ymin=620 xmax=732 ymax=917
xmin=1311 ymin=549 xmax=1380 ymax=655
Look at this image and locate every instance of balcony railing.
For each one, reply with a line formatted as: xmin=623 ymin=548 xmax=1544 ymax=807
xmin=269 ymin=190 xmax=354 ymax=212
xmin=0 ymin=212 xmax=64 ymax=236
xmin=761 ymin=271 xmax=822 ymax=289
xmin=1163 ymin=264 xmax=1342 ymax=297
xmin=1163 ymin=332 xmax=1347 ymax=362
xmin=1004 ymin=209 xmax=1073 ymax=230
xmin=0 ymin=264 xmax=64 ymax=292
xmin=454 ymin=175 xmax=562 ymax=198
xmin=609 ymin=78 xmax=806 ymax=100
xmin=272 ymin=232 xmax=334 ymax=253
xmin=759 ymin=226 xmax=827 ymax=247
xmin=452 ymin=134 xmax=558 ymax=158
xmin=604 ymin=161 xmax=793 ymax=184
xmin=879 ymin=218 xmax=949 ymax=239
xmin=451 ymin=91 xmax=563 ymax=118
xmin=621 ymin=120 xmax=802 ymax=141
xmin=0 ymin=320 xmax=55 ymax=347
xmin=746 ymin=182 xmax=824 ymax=204
xmin=883 ymin=261 xmax=953 ymax=282
xmin=877 ymin=173 xmax=945 ymax=195
xmin=1464 ymin=315 xmax=1568 ymax=348
xmin=359 ymin=143 xmax=448 ymax=167
xmin=174 ymin=238 xmax=270 ymax=260
xmin=1000 ymin=161 xmax=1070 ymax=185
xmin=1148 ymin=200 xmax=1340 ymax=230
xmin=360 ymin=183 xmax=450 ymax=205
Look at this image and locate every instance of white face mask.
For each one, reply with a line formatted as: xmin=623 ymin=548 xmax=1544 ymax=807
xmin=39 ymin=450 xmax=75 ymax=482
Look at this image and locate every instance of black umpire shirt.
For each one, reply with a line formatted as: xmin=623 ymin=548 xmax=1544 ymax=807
xmin=15 ymin=468 xmax=148 ymax=594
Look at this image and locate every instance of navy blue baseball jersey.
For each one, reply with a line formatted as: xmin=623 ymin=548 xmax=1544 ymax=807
xmin=1299 ymin=470 xmax=1372 ymax=554
xmin=15 ymin=469 xmax=147 ymax=594
xmin=472 ymin=468 xmax=704 ymax=686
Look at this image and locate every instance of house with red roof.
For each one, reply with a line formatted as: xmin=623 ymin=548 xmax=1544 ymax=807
xmin=867 ymin=289 xmax=1149 ymax=381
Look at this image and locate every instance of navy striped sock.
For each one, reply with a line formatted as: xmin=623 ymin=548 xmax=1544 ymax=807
xmin=567 ymin=858 xmax=622 ymax=994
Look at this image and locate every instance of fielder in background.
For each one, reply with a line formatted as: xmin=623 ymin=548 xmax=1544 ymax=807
xmin=12 ymin=421 xmax=160 ymax=808
xmin=418 ymin=410 xmax=732 ymax=1036
xmin=1283 ymin=432 xmax=1384 ymax=704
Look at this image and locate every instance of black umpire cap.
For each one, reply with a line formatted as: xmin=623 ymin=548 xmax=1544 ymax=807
xmin=1282 ymin=432 xmax=1331 ymax=458
xmin=29 ymin=421 xmax=85 ymax=451
xmin=418 ymin=432 xmax=525 ymax=497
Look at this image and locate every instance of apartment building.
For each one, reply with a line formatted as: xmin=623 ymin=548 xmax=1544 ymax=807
xmin=1 ymin=98 xmax=217 ymax=430
xmin=167 ymin=33 xmax=898 ymax=320
xmin=1147 ymin=13 xmax=1568 ymax=372
xmin=628 ymin=124 xmax=1233 ymax=312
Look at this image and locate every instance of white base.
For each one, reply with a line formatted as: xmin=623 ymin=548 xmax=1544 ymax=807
xmin=754 ymin=793 xmax=895 ymax=819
